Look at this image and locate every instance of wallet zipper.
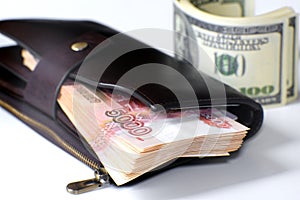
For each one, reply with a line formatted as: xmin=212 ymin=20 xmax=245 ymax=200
xmin=0 ymin=99 xmax=110 ymax=194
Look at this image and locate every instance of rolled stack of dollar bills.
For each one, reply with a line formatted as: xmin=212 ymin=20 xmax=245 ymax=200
xmin=174 ymin=0 xmax=298 ymax=107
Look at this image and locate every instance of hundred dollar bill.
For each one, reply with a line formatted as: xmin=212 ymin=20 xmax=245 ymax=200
xmin=286 ymin=16 xmax=299 ymax=102
xmin=174 ymin=0 xmax=298 ymax=107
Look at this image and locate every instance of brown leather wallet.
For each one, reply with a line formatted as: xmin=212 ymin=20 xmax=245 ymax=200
xmin=0 ymin=19 xmax=263 ymax=194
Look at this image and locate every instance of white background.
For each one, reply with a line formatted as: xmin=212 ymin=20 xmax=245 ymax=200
xmin=1 ymin=0 xmax=300 ymax=199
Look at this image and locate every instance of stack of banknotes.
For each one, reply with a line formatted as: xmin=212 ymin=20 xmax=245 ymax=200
xmin=57 ymin=83 xmax=249 ymax=185
xmin=174 ymin=0 xmax=298 ymax=107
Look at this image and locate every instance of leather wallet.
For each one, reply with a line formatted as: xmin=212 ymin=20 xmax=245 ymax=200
xmin=0 ymin=19 xmax=263 ymax=194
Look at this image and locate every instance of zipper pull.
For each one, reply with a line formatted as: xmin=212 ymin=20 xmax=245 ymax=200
xmin=66 ymin=168 xmax=110 ymax=194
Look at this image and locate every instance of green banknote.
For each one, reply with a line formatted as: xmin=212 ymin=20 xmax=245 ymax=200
xmin=286 ymin=16 xmax=298 ymax=102
xmin=174 ymin=0 xmax=298 ymax=107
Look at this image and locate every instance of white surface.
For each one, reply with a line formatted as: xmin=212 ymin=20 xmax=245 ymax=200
xmin=1 ymin=0 xmax=300 ymax=199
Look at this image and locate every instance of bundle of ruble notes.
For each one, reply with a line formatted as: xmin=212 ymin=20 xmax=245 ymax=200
xmin=174 ymin=0 xmax=299 ymax=107
xmin=57 ymin=83 xmax=249 ymax=185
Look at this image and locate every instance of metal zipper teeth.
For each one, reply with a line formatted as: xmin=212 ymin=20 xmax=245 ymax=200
xmin=0 ymin=99 xmax=101 ymax=170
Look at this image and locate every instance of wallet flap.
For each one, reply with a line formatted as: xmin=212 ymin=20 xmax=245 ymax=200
xmin=0 ymin=19 xmax=117 ymax=58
